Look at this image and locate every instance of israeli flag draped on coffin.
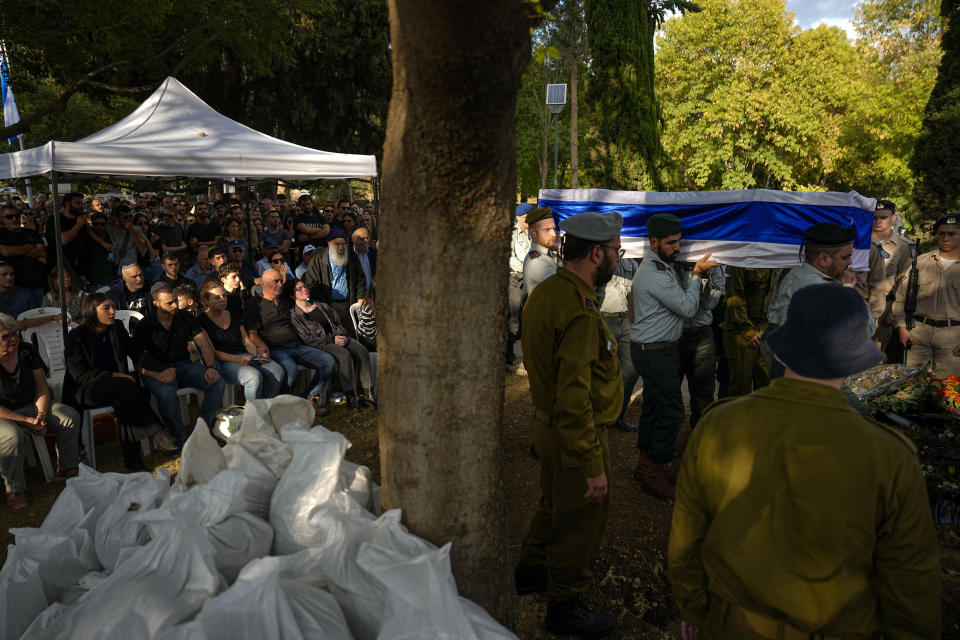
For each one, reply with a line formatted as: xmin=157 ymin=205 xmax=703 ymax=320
xmin=539 ymin=188 xmax=876 ymax=271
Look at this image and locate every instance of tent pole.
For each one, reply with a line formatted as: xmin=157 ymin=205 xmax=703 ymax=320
xmin=49 ymin=172 xmax=68 ymax=324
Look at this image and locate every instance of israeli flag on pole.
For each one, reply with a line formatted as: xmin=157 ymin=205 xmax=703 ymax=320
xmin=539 ymin=188 xmax=876 ymax=271
xmin=1 ymin=50 xmax=21 ymax=145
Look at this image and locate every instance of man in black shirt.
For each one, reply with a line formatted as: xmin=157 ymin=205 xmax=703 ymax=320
xmin=81 ymin=213 xmax=119 ymax=289
xmin=187 ymin=202 xmax=221 ymax=253
xmin=156 ymin=253 xmax=191 ymax=289
xmin=153 ymin=208 xmax=187 ymax=256
xmin=293 ymin=194 xmax=330 ymax=247
xmin=133 ymin=285 xmax=223 ymax=443
xmin=0 ymin=203 xmax=47 ymax=295
xmin=244 ymin=269 xmax=335 ymax=416
xmin=45 ymin=191 xmax=89 ymax=271
xmin=108 ymin=263 xmax=152 ymax=315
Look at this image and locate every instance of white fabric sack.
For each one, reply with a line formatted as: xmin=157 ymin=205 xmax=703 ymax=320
xmin=207 ymin=513 xmax=274 ymax=584
xmin=2 ymin=531 xmax=96 ymax=606
xmin=177 ymin=550 xmax=351 ymax=640
xmin=0 ymin=547 xmax=45 ymax=640
xmin=270 ymin=425 xmax=353 ymax=555
xmin=21 ymin=522 xmax=223 ymax=640
xmin=41 ymin=464 xmax=126 ymax=535
xmin=176 ymin=418 xmax=226 ymax=489
xmin=223 ymin=444 xmax=283 ymax=519
xmin=240 ymin=396 xmax=315 ymax=440
xmin=340 ymin=460 xmax=375 ymax=513
xmin=358 ymin=542 xmax=516 ymax=640
xmin=94 ymin=469 xmax=172 ymax=571
xmin=320 ymin=510 xmax=434 ymax=640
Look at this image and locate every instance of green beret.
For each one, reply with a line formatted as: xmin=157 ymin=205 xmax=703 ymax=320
xmin=561 ymin=211 xmax=623 ymax=241
xmin=647 ymin=213 xmax=682 ymax=238
xmin=526 ymin=206 xmax=554 ymax=226
xmin=803 ymin=222 xmax=854 ymax=247
xmin=934 ymin=213 xmax=960 ymax=232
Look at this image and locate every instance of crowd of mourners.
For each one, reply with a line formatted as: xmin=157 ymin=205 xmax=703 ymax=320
xmin=0 ymin=190 xmax=380 ymax=509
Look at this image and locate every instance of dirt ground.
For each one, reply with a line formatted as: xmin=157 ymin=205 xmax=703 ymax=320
xmin=2 ymin=375 xmax=959 ymax=639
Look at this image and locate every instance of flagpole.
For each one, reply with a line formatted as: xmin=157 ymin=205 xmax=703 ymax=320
xmin=17 ymin=135 xmax=32 ymax=205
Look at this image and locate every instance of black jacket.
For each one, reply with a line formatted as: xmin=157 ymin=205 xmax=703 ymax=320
xmin=303 ymin=247 xmax=367 ymax=305
xmin=64 ymin=322 xmax=157 ymax=407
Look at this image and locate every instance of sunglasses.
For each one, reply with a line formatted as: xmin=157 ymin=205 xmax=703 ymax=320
xmin=3 ymin=214 xmax=20 ymax=220
xmin=270 ymin=258 xmax=284 ymax=264
xmin=231 ymin=248 xmax=244 ymax=252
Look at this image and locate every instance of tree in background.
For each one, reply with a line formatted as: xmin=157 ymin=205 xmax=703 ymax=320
xmin=584 ymin=0 xmax=662 ymax=190
xmin=912 ymin=0 xmax=960 ymax=215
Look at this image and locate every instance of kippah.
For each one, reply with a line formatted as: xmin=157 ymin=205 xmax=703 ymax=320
xmin=327 ymin=227 xmax=348 ymax=242
xmin=526 ymin=207 xmax=554 ymax=226
xmin=561 ymin=211 xmax=623 ymax=242
xmin=647 ymin=213 xmax=682 ymax=238
xmin=803 ymin=222 xmax=855 ymax=247
xmin=515 ymin=203 xmax=535 ymax=217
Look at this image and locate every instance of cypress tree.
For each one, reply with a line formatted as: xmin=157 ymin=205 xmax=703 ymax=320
xmin=911 ymin=0 xmax=960 ymax=215
xmin=584 ymin=0 xmax=662 ymax=189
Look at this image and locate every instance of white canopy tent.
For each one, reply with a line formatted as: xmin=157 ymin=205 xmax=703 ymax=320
xmin=0 ymin=76 xmax=377 ymax=319
xmin=0 ymin=76 xmax=378 ymax=180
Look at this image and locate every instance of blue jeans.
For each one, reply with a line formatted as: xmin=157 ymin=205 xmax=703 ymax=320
xmin=142 ymin=361 xmax=225 ymax=441
xmin=218 ymin=356 xmax=285 ymax=400
xmin=270 ymin=345 xmax=336 ymax=402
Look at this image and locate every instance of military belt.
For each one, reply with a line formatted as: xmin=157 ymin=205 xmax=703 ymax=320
xmin=726 ymin=602 xmax=844 ymax=640
xmin=532 ymin=407 xmax=613 ymax=430
xmin=600 ymin=311 xmax=626 ymax=318
xmin=914 ymin=314 xmax=960 ymax=328
xmin=634 ymin=341 xmax=677 ymax=351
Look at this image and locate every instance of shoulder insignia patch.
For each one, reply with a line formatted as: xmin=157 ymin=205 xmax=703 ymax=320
xmin=528 ymin=251 xmax=540 ymax=259
xmin=584 ymin=297 xmax=596 ymax=310
xmin=654 ymin=261 xmax=666 ymax=271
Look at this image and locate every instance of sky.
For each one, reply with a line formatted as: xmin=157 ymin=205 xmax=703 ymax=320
xmin=787 ymin=0 xmax=859 ymax=39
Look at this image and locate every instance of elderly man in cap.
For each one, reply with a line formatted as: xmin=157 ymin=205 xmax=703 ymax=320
xmin=295 ymin=244 xmax=316 ymax=280
xmin=508 ymin=203 xmax=533 ymax=370
xmin=630 ymin=213 xmax=720 ymax=500
xmin=516 ymin=210 xmax=624 ymax=639
xmin=894 ymin=212 xmax=960 ymax=375
xmin=523 ymin=206 xmax=561 ymax=294
xmin=670 ymin=284 xmax=940 ymax=640
xmin=304 ymin=226 xmax=367 ymax=337
xmin=763 ymin=222 xmax=862 ymax=379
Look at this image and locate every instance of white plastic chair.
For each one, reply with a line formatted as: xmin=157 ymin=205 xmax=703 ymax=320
xmin=18 ymin=308 xmax=68 ymax=402
xmin=113 ymin=309 xmax=144 ymax=336
xmin=348 ymin=302 xmax=362 ymax=336
xmin=347 ymin=302 xmax=376 ymax=397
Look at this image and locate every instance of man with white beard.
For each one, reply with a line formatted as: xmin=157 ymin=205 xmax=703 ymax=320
xmin=304 ymin=226 xmax=367 ymax=338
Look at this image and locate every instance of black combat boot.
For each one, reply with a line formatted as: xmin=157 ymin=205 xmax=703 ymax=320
xmin=514 ymin=561 xmax=547 ymax=595
xmin=545 ymin=597 xmax=616 ymax=639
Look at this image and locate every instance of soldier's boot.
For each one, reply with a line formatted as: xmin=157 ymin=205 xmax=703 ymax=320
xmin=633 ymin=453 xmax=675 ymax=501
xmin=514 ymin=561 xmax=547 ymax=595
xmin=545 ymin=597 xmax=616 ymax=639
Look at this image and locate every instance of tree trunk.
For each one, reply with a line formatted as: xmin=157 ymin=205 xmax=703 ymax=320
xmin=379 ymin=0 xmax=532 ymax=624
xmin=570 ymin=61 xmax=579 ymax=189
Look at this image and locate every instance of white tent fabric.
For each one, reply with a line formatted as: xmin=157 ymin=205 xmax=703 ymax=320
xmin=0 ymin=77 xmax=377 ymax=180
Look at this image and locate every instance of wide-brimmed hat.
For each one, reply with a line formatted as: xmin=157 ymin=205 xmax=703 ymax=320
xmin=766 ymin=284 xmax=884 ymax=378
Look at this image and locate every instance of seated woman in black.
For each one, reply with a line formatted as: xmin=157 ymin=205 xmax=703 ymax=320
xmin=64 ymin=293 xmax=176 ymax=471
xmin=0 ymin=312 xmax=81 ymax=511
xmin=284 ymin=278 xmax=375 ymax=410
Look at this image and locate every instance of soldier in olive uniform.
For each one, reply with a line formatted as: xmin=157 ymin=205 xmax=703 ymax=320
xmin=522 ymin=206 xmax=561 ymax=295
xmin=630 ymin=213 xmax=720 ymax=500
xmin=721 ymin=266 xmax=776 ymax=395
xmin=871 ymin=200 xmax=913 ymax=353
xmin=516 ymin=211 xmax=624 ymax=639
xmin=670 ymin=284 xmax=940 ymax=640
xmin=894 ymin=213 xmax=960 ymax=376
xmin=508 ymin=203 xmax=533 ymax=369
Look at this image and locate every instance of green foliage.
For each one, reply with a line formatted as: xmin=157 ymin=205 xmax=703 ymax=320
xmin=584 ymin=0 xmax=661 ymax=190
xmin=912 ymin=0 xmax=960 ymax=215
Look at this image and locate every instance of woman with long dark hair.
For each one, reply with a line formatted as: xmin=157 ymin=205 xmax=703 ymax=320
xmin=41 ymin=268 xmax=86 ymax=319
xmin=64 ymin=293 xmax=176 ymax=471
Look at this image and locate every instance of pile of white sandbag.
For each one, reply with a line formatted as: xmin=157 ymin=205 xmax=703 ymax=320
xmin=0 ymin=396 xmax=517 ymax=640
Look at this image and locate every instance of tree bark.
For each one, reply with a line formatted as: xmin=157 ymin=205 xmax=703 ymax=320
xmin=379 ymin=0 xmax=532 ymax=624
xmin=570 ymin=61 xmax=579 ymax=188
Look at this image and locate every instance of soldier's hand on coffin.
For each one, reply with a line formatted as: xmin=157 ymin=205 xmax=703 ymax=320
xmin=692 ymin=252 xmax=721 ymax=276
xmin=840 ymin=267 xmax=857 ymax=285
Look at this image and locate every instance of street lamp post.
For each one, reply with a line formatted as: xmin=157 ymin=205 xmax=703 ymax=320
xmin=546 ymin=83 xmax=567 ymax=189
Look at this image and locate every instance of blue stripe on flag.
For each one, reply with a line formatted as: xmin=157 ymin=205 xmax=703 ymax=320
xmin=538 ymin=198 xmax=874 ymax=252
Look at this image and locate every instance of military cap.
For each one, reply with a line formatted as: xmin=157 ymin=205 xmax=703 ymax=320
xmin=646 ymin=213 xmax=682 ymax=238
xmin=803 ymin=222 xmax=854 ymax=248
xmin=934 ymin=213 xmax=960 ymax=232
xmin=875 ymin=199 xmax=896 ymax=213
xmin=561 ymin=211 xmax=623 ymax=241
xmin=326 ymin=227 xmax=348 ymax=242
xmin=767 ymin=284 xmax=883 ymax=378
xmin=516 ymin=202 xmax=535 ymax=217
xmin=526 ymin=206 xmax=554 ymax=226
xmin=227 ymin=239 xmax=245 ymax=248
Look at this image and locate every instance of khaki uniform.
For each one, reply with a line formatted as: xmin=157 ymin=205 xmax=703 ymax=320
xmin=854 ymin=242 xmax=887 ymax=324
xmin=721 ymin=267 xmax=776 ymax=395
xmin=874 ymin=233 xmax=914 ymax=349
xmin=669 ymin=377 xmax=940 ymax=638
xmin=892 ymin=250 xmax=960 ymax=375
xmin=520 ymin=267 xmax=623 ymax=600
